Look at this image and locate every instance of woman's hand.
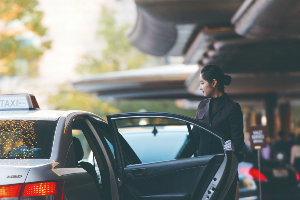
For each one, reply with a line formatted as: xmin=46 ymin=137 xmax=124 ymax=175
xmin=224 ymin=140 xmax=235 ymax=151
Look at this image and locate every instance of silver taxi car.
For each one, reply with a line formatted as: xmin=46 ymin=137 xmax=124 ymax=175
xmin=0 ymin=94 xmax=238 ymax=200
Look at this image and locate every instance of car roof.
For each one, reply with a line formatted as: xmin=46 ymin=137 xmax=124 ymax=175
xmin=0 ymin=110 xmax=107 ymax=123
xmin=0 ymin=110 xmax=67 ymax=120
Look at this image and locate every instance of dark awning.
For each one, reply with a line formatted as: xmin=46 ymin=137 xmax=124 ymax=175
xmin=183 ymin=27 xmax=240 ymax=64
xmin=78 ymin=0 xmax=300 ymax=100
xmin=232 ymin=0 xmax=300 ymax=39
xmin=129 ymin=0 xmax=244 ymax=56
xmin=72 ymin=65 xmax=199 ymax=100
xmin=200 ymin=39 xmax=300 ymax=73
xmin=186 ymin=68 xmax=300 ymax=96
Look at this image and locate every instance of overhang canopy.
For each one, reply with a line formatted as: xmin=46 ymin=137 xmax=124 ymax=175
xmin=129 ymin=0 xmax=244 ymax=56
xmin=77 ymin=0 xmax=300 ymax=100
xmin=232 ymin=0 xmax=300 ymax=39
xmin=183 ymin=27 xmax=240 ymax=64
xmin=200 ymin=39 xmax=300 ymax=73
xmin=73 ymin=64 xmax=300 ymax=100
xmin=72 ymin=65 xmax=199 ymax=100
xmin=186 ymin=68 xmax=300 ymax=96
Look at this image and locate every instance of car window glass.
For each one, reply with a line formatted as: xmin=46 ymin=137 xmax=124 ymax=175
xmin=72 ymin=129 xmax=92 ymax=162
xmin=104 ymin=137 xmax=114 ymax=157
xmin=115 ymin=117 xmax=223 ymax=166
xmin=0 ymin=120 xmax=58 ymax=159
xmin=90 ymin=119 xmax=115 ymax=160
xmin=72 ymin=129 xmax=101 ymax=183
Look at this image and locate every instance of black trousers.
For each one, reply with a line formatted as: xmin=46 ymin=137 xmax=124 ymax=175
xmin=224 ymin=173 xmax=238 ymax=200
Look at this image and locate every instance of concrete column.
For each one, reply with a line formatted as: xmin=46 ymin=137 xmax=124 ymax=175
xmin=256 ymin=113 xmax=262 ymax=125
xmin=244 ymin=112 xmax=251 ymax=133
xmin=264 ymin=94 xmax=277 ymax=138
xmin=279 ymin=102 xmax=291 ymax=135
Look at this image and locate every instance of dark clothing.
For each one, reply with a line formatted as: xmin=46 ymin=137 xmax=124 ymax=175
xmin=195 ymin=93 xmax=245 ymax=155
xmin=195 ymin=93 xmax=244 ymax=200
xmin=209 ymin=95 xmax=222 ymax=118
xmin=242 ymin=143 xmax=257 ymax=162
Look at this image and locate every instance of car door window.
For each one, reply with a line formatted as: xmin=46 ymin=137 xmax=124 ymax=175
xmin=72 ymin=129 xmax=101 ymax=181
xmin=69 ymin=118 xmax=117 ymax=199
xmin=89 ymin=118 xmax=116 ymax=163
xmin=104 ymin=137 xmax=114 ymax=157
xmin=114 ymin=117 xmax=223 ymax=166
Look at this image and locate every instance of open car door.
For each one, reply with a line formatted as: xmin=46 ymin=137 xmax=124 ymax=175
xmin=107 ymin=112 xmax=238 ymax=200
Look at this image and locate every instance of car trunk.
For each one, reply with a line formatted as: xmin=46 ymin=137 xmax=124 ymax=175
xmin=0 ymin=159 xmax=55 ymax=185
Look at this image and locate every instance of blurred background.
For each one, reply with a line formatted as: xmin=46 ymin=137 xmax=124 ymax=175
xmin=2 ymin=0 xmax=300 ymax=199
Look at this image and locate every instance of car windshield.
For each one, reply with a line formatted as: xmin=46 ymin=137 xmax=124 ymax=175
xmin=0 ymin=120 xmax=58 ymax=159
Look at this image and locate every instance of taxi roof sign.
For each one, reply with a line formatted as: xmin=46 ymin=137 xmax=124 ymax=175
xmin=0 ymin=94 xmax=40 ymax=110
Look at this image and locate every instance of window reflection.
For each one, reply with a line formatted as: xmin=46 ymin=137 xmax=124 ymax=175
xmin=0 ymin=120 xmax=57 ymax=159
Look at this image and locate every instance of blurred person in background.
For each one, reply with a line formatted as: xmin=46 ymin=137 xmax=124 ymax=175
xmin=271 ymin=130 xmax=290 ymax=162
xmin=261 ymin=136 xmax=271 ymax=160
xmin=290 ymin=136 xmax=300 ymax=173
xmin=196 ymin=64 xmax=245 ymax=200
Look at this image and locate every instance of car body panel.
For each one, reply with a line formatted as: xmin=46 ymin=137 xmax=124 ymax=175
xmin=0 ymin=110 xmax=65 ymax=120
xmin=107 ymin=112 xmax=238 ymax=200
xmin=0 ymin=159 xmax=60 ymax=184
xmin=0 ymin=164 xmax=30 ymax=185
xmin=0 ymin=104 xmax=237 ymax=200
xmin=0 ymin=110 xmax=107 ymax=200
xmin=123 ymin=155 xmax=224 ymax=199
xmin=25 ymin=162 xmax=101 ymax=200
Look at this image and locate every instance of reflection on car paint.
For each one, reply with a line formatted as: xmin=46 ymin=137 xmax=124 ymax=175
xmin=0 ymin=159 xmax=31 ymax=166
xmin=239 ymin=196 xmax=258 ymax=200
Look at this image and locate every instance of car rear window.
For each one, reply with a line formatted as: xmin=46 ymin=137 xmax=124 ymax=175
xmin=0 ymin=120 xmax=58 ymax=159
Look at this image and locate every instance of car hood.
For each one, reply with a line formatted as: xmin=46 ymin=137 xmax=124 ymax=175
xmin=0 ymin=159 xmax=56 ymax=185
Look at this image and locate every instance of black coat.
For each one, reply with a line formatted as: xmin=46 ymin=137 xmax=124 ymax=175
xmin=195 ymin=93 xmax=245 ymax=156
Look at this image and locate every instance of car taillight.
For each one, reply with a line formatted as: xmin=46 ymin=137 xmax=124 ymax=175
xmin=249 ymin=168 xmax=267 ymax=182
xmin=0 ymin=181 xmax=63 ymax=200
xmin=239 ymin=166 xmax=268 ymax=182
xmin=0 ymin=184 xmax=22 ymax=199
xmin=22 ymin=181 xmax=64 ymax=199
xmin=295 ymin=172 xmax=300 ymax=181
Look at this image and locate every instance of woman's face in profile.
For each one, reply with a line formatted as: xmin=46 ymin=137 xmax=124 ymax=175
xmin=200 ymin=74 xmax=214 ymax=97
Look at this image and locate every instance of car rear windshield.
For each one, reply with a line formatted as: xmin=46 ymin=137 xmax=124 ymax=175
xmin=0 ymin=120 xmax=58 ymax=159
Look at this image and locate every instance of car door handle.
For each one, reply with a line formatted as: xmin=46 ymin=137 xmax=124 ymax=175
xmin=131 ymin=168 xmax=146 ymax=176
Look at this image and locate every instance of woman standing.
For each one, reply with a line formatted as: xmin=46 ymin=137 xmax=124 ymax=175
xmin=196 ymin=64 xmax=245 ymax=199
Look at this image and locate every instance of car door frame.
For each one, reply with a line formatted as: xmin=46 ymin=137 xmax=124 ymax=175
xmin=107 ymin=112 xmax=238 ymax=200
xmin=63 ymin=111 xmax=120 ymax=200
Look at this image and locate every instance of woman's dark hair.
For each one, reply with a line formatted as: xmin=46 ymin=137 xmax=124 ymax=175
xmin=201 ymin=64 xmax=231 ymax=92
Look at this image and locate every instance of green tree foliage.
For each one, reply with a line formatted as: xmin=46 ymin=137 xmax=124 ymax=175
xmin=47 ymin=86 xmax=120 ymax=119
xmin=77 ymin=6 xmax=151 ymax=74
xmin=0 ymin=0 xmax=50 ymax=77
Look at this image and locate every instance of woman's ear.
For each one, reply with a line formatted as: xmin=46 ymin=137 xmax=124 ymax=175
xmin=212 ymin=79 xmax=217 ymax=88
